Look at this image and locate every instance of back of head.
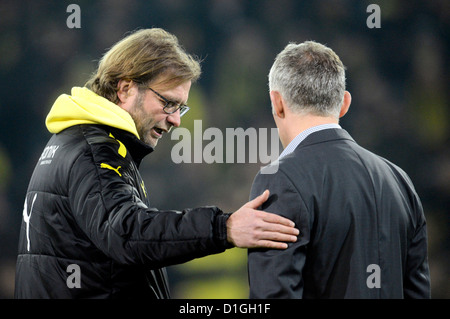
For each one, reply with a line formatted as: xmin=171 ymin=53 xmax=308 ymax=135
xmin=268 ymin=41 xmax=346 ymax=118
xmin=86 ymin=28 xmax=201 ymax=104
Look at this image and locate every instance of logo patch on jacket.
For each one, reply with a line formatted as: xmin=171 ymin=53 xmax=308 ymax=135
xmin=100 ymin=163 xmax=122 ymax=176
xmin=109 ymin=133 xmax=127 ymax=158
xmin=39 ymin=145 xmax=60 ymax=165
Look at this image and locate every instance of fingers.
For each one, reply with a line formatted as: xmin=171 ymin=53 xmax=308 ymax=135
xmin=259 ymin=210 xmax=296 ymax=228
xmin=226 ymin=196 xmax=300 ymax=249
xmin=254 ymin=231 xmax=298 ymax=246
xmin=253 ymin=213 xmax=299 ymax=244
xmin=244 ymin=226 xmax=298 ymax=249
xmin=248 ymin=211 xmax=299 ymax=249
xmin=254 ymin=240 xmax=289 ymax=250
xmin=244 ymin=190 xmax=269 ymax=209
xmin=261 ymin=222 xmax=299 ymax=240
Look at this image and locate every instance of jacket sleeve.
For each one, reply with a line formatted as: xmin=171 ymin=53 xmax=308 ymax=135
xmin=247 ymin=169 xmax=310 ymax=299
xmin=403 ymin=192 xmax=431 ymax=298
xmin=68 ymin=142 xmax=231 ymax=268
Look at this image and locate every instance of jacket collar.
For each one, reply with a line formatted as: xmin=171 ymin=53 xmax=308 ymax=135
xmin=295 ymin=128 xmax=356 ymax=151
xmin=107 ymin=126 xmax=154 ymax=166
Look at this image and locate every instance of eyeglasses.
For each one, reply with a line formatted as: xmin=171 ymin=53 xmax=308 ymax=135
xmin=148 ymin=87 xmax=190 ymax=117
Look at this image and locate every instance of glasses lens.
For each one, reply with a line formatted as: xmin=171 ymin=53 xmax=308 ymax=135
xmin=163 ymin=103 xmax=178 ymax=114
xmin=179 ymin=106 xmax=189 ymax=117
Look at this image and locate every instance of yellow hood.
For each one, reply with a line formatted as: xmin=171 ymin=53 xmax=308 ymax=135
xmin=46 ymin=87 xmax=140 ymax=139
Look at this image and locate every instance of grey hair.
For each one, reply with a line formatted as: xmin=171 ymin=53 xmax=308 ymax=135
xmin=268 ymin=41 xmax=346 ymax=118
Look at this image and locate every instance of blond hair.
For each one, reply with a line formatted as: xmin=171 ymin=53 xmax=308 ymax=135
xmin=86 ymin=28 xmax=201 ymax=104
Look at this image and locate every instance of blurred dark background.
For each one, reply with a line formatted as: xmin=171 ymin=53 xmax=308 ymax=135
xmin=0 ymin=0 xmax=448 ymax=298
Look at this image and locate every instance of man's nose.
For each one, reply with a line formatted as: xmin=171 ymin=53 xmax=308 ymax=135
xmin=167 ymin=110 xmax=181 ymax=128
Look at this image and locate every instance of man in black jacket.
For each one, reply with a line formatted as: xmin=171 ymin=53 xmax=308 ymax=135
xmin=247 ymin=41 xmax=430 ymax=298
xmin=14 ymin=28 xmax=299 ymax=299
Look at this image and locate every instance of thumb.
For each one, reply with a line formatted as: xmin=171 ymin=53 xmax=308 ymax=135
xmin=245 ymin=190 xmax=269 ymax=209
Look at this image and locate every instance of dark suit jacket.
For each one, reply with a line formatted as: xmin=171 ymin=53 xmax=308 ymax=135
xmin=248 ymin=128 xmax=430 ymax=298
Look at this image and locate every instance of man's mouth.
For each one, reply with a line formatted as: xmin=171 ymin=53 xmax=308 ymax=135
xmin=152 ymin=127 xmax=168 ymax=138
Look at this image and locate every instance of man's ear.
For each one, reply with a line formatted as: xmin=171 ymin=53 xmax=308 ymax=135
xmin=339 ymin=91 xmax=351 ymax=118
xmin=116 ymin=79 xmax=134 ymax=106
xmin=270 ymin=90 xmax=286 ymax=119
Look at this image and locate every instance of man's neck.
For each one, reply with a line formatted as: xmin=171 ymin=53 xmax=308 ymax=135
xmin=282 ymin=114 xmax=339 ymax=148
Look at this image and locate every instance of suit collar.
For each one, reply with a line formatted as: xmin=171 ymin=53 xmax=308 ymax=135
xmin=295 ymin=128 xmax=355 ymax=151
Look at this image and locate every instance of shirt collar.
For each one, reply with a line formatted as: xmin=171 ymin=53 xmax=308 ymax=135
xmin=278 ymin=123 xmax=342 ymax=159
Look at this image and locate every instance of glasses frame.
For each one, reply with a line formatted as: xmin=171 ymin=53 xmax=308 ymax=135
xmin=148 ymin=87 xmax=190 ymax=117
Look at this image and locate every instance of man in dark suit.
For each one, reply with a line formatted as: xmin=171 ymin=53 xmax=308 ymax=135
xmin=247 ymin=41 xmax=431 ymax=298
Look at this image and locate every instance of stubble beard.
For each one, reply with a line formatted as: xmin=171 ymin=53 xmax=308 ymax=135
xmin=128 ymin=92 xmax=159 ymax=148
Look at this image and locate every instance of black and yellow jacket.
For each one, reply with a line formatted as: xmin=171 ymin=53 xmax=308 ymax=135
xmin=15 ymin=87 xmax=231 ymax=299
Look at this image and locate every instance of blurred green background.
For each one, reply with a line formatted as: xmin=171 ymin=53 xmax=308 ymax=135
xmin=0 ymin=0 xmax=448 ymax=299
